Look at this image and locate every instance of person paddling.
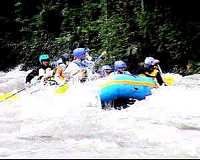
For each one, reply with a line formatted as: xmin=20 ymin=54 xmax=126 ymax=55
xmin=25 ymin=53 xmax=54 ymax=85
xmin=136 ymin=57 xmax=166 ymax=86
xmin=110 ymin=60 xmax=131 ymax=75
xmin=64 ymin=48 xmax=93 ymax=83
xmin=99 ymin=65 xmax=113 ymax=78
xmin=53 ymin=53 xmax=70 ymax=85
xmin=103 ymin=60 xmax=133 ymax=110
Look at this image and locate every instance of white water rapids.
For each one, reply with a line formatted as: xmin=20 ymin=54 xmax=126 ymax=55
xmin=0 ymin=66 xmax=200 ymax=158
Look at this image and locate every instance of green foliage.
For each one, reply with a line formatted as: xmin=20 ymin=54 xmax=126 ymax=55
xmin=135 ymin=5 xmax=192 ymax=71
xmin=156 ymin=24 xmax=190 ymax=60
xmin=99 ymin=15 xmax=129 ymax=60
xmin=0 ymin=0 xmax=199 ymax=75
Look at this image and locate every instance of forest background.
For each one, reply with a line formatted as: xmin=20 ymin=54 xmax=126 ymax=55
xmin=1 ymin=0 xmax=200 ymax=75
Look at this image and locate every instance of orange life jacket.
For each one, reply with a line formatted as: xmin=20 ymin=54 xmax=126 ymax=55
xmin=54 ymin=66 xmax=65 ymax=80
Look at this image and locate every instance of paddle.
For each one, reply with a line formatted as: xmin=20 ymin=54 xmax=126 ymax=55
xmin=157 ymin=64 xmax=163 ymax=75
xmin=93 ymin=50 xmax=107 ymax=65
xmin=0 ymin=78 xmax=46 ymax=103
xmin=162 ymin=73 xmax=176 ymax=86
xmin=0 ymin=88 xmax=25 ymax=103
xmin=157 ymin=64 xmax=175 ymax=86
xmin=0 ymin=78 xmax=44 ymax=103
xmin=86 ymin=50 xmax=107 ymax=78
xmin=54 ymin=83 xmax=69 ymax=95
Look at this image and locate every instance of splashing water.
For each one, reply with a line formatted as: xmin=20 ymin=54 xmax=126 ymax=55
xmin=0 ymin=67 xmax=200 ymax=158
xmin=0 ymin=66 xmax=26 ymax=93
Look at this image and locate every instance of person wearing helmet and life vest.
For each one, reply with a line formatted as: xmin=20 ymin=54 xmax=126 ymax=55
xmin=82 ymin=48 xmax=95 ymax=69
xmin=25 ymin=53 xmax=54 ymax=85
xmin=110 ymin=60 xmax=131 ymax=76
xmin=100 ymin=65 xmax=113 ymax=78
xmin=105 ymin=60 xmax=133 ymax=110
xmin=137 ymin=57 xmax=166 ymax=86
xmin=53 ymin=58 xmax=67 ymax=85
xmin=53 ymin=53 xmax=70 ymax=85
xmin=64 ymin=48 xmax=92 ymax=83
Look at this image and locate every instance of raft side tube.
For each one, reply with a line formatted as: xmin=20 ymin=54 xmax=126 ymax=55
xmin=98 ymin=74 xmax=157 ymax=103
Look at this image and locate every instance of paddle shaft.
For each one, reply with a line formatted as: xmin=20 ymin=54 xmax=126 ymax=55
xmin=0 ymin=88 xmax=26 ymax=103
xmin=157 ymin=64 xmax=170 ymax=86
xmin=157 ymin=64 xmax=163 ymax=75
xmin=0 ymin=79 xmax=42 ymax=103
xmin=94 ymin=51 xmax=106 ymax=64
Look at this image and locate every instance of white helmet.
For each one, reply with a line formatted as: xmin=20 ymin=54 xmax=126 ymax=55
xmin=144 ymin=57 xmax=160 ymax=66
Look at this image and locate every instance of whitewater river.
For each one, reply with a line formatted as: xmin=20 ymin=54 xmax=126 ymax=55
xmin=0 ymin=66 xmax=200 ymax=159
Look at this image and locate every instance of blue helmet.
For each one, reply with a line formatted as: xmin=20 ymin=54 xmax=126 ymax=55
xmin=73 ymin=48 xmax=86 ymax=59
xmin=114 ymin=60 xmax=127 ymax=71
xmin=61 ymin=53 xmax=69 ymax=62
xmin=39 ymin=54 xmax=49 ymax=63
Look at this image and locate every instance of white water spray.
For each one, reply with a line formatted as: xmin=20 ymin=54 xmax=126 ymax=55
xmin=1 ymin=67 xmax=200 ymax=158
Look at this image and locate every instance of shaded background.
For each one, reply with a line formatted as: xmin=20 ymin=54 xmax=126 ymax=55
xmin=0 ymin=0 xmax=200 ymax=74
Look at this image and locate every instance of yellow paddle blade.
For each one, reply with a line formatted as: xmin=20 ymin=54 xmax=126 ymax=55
xmin=0 ymin=90 xmax=20 ymax=102
xmin=163 ymin=74 xmax=176 ymax=86
xmin=54 ymin=83 xmax=69 ymax=95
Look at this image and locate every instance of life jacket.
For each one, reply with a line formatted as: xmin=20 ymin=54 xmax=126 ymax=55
xmin=26 ymin=69 xmax=39 ymax=83
xmin=143 ymin=69 xmax=159 ymax=78
xmin=73 ymin=61 xmax=88 ymax=68
xmin=63 ymin=60 xmax=88 ymax=83
xmin=54 ymin=65 xmax=65 ymax=81
xmin=38 ymin=67 xmax=53 ymax=80
xmin=139 ymin=68 xmax=165 ymax=86
xmin=26 ymin=65 xmax=53 ymax=84
xmin=82 ymin=60 xmax=94 ymax=69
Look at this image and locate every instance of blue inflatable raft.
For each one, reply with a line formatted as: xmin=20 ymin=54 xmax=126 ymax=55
xmin=97 ymin=74 xmax=158 ymax=104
